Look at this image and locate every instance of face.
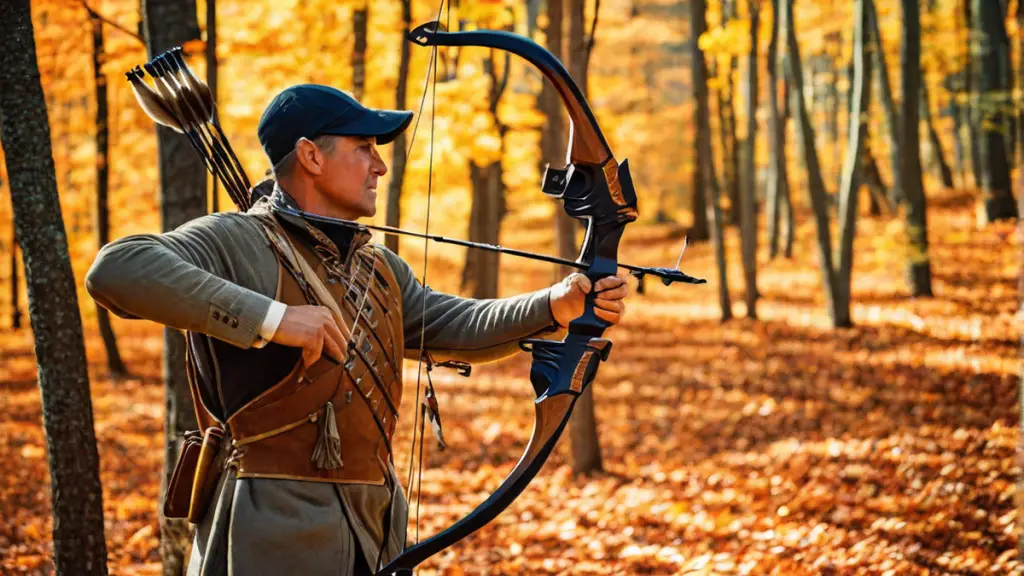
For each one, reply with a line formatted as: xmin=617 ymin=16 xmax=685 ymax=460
xmin=298 ymin=135 xmax=387 ymax=220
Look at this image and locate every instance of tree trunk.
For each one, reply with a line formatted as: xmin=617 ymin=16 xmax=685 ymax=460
xmin=831 ymin=33 xmax=844 ymax=189
xmin=351 ymin=5 xmax=367 ymax=101
xmin=921 ymin=79 xmax=954 ymax=189
xmin=972 ymin=0 xmax=1017 ymax=222
xmin=719 ymin=1 xmax=740 ymax=226
xmin=0 ymin=3 xmax=109 ymax=573
xmin=965 ymin=0 xmax=984 ymax=189
xmin=542 ymin=0 xmax=577 ymax=281
xmin=739 ymin=0 xmax=759 ymax=318
xmin=142 ymin=1 xmax=204 ymax=573
xmin=91 ymin=10 xmax=128 ymax=376
xmin=952 ymin=1 xmax=968 ymax=190
xmin=862 ymin=142 xmax=891 ymax=216
xmin=689 ymin=161 xmax=710 ymax=240
xmin=1018 ymin=0 xmax=1023 ymax=198
xmin=685 ymin=152 xmax=711 ymax=232
xmin=782 ymin=0 xmax=841 ymax=324
xmin=835 ymin=0 xmax=872 ymax=329
xmin=899 ymin=0 xmax=933 ymax=296
xmin=205 ymin=0 xmax=218 ymax=213
xmin=691 ymin=0 xmax=731 ymax=322
xmin=566 ymin=0 xmax=603 ymax=476
xmin=865 ymin=0 xmax=903 ymax=206
xmin=779 ymin=63 xmax=795 ymax=258
xmin=462 ymin=161 xmax=504 ymax=299
xmin=10 ymin=231 xmax=21 ymax=329
xmin=385 ymin=0 xmax=412 ymax=255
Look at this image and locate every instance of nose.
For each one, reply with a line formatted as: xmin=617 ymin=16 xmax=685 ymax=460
xmin=372 ymin=146 xmax=387 ymax=177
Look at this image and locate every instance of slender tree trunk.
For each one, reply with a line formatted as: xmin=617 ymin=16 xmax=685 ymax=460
xmin=916 ymin=0 xmax=953 ymax=191
xmin=779 ymin=70 xmax=795 ymax=258
xmin=690 ymin=161 xmax=710 ymax=241
xmin=686 ymin=7 xmax=708 ymax=245
xmin=691 ymin=0 xmax=731 ymax=322
xmin=828 ymin=33 xmax=843 ymax=189
xmin=973 ymin=0 xmax=1017 ymax=222
xmin=921 ymin=79 xmax=954 ymax=189
xmin=206 ymin=0 xmax=218 ymax=213
xmin=462 ymin=49 xmax=510 ymax=300
xmin=952 ymin=1 xmax=967 ymax=190
xmin=463 ymin=161 xmax=504 ymax=298
xmin=862 ymin=141 xmax=891 ymax=216
xmin=899 ymin=0 xmax=933 ymax=296
xmin=142 ymin=1 xmax=204 ymax=573
xmin=719 ymin=1 xmax=740 ymax=226
xmin=542 ymin=0 xmax=577 ymax=281
xmin=865 ymin=0 xmax=903 ymax=207
xmin=351 ymin=5 xmax=367 ymax=101
xmin=10 ymin=231 xmax=21 ymax=329
xmin=1018 ymin=0 xmax=1023 ymax=196
xmin=835 ymin=0 xmax=872 ymax=328
xmin=91 ymin=10 xmax=128 ymax=376
xmin=566 ymin=0 xmax=603 ymax=476
xmin=385 ymin=0 xmax=412 ymax=255
xmin=739 ymin=0 xmax=759 ymax=318
xmin=782 ymin=0 xmax=840 ymax=324
xmin=0 ymin=2 xmax=109 ymax=573
xmin=965 ymin=0 xmax=984 ymax=189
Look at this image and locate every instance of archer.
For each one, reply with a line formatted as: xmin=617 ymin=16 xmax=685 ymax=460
xmin=86 ymin=79 xmax=629 ymax=575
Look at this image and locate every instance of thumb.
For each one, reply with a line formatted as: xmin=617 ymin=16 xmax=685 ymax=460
xmin=568 ymin=273 xmax=592 ymax=296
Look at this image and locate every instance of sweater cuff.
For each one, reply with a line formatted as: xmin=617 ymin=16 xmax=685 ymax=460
xmin=252 ymin=301 xmax=287 ymax=348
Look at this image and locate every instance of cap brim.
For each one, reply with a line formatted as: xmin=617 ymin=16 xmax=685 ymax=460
xmin=319 ymin=108 xmax=414 ymax=145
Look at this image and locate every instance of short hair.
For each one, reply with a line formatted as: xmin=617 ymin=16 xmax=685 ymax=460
xmin=272 ymin=134 xmax=338 ymax=180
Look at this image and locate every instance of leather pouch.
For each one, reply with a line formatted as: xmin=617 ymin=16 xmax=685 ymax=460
xmin=163 ymin=430 xmax=203 ymax=518
xmin=187 ymin=426 xmax=225 ymax=524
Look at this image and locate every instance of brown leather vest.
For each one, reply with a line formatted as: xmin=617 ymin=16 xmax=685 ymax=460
xmin=192 ymin=214 xmax=405 ymax=486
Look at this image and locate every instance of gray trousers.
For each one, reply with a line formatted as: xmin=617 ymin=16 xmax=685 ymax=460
xmin=187 ymin=469 xmax=407 ymax=576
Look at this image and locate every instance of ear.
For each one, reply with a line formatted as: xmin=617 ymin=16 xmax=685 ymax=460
xmin=294 ymin=138 xmax=325 ymax=176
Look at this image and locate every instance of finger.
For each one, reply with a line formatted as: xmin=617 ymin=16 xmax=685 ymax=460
xmin=594 ymin=298 xmax=625 ymax=313
xmin=594 ymin=307 xmax=622 ymax=324
xmin=593 ymin=275 xmax=625 ymax=293
xmin=569 ymin=273 xmax=592 ymax=295
xmin=304 ymin=330 xmax=324 ymax=367
xmin=321 ymin=326 xmax=345 ymax=364
xmin=595 ymin=281 xmax=629 ymax=300
xmin=323 ymin=315 xmax=349 ymax=362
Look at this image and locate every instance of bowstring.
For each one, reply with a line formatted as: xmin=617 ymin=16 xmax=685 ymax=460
xmin=405 ymin=0 xmax=449 ymax=548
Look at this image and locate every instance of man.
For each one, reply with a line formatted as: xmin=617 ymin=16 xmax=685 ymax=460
xmin=86 ymin=84 xmax=629 ymax=575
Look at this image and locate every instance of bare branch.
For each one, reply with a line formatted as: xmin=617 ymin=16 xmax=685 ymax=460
xmin=81 ymin=1 xmax=144 ymax=45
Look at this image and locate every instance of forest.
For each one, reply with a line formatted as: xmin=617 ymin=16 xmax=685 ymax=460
xmin=0 ymin=0 xmax=1020 ymax=574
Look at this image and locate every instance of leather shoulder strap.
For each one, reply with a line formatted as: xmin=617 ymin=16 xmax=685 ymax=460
xmin=252 ymin=214 xmax=353 ymax=343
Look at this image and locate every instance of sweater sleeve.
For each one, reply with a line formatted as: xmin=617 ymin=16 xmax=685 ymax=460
xmin=85 ymin=212 xmax=279 ymax=349
xmin=378 ymin=247 xmax=561 ymax=364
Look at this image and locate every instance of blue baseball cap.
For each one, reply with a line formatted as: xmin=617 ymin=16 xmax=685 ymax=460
xmin=258 ymin=84 xmax=414 ymax=167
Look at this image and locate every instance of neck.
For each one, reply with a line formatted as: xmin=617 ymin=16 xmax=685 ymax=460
xmin=279 ymin=177 xmax=360 ymax=221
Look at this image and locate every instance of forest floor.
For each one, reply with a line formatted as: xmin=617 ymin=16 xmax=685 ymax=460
xmin=0 ymin=187 xmax=1019 ymax=575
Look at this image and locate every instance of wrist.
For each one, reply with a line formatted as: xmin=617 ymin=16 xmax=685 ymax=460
xmin=253 ymin=301 xmax=287 ymax=348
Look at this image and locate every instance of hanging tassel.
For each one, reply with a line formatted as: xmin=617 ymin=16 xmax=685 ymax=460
xmin=311 ymin=401 xmax=343 ymax=470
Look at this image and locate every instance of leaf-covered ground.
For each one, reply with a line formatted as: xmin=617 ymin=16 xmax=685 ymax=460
xmin=1 ymin=189 xmax=1019 ymax=574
